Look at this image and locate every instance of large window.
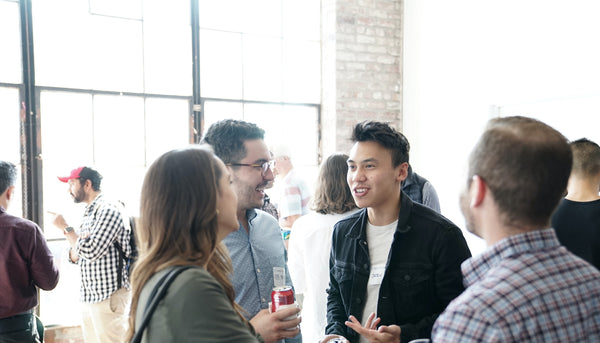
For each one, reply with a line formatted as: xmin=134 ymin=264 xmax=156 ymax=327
xmin=30 ymin=0 xmax=194 ymax=326
xmin=7 ymin=0 xmax=322 ymax=327
xmin=199 ymin=0 xmax=322 ymax=201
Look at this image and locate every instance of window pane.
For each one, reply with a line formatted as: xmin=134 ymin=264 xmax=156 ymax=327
xmin=0 ymin=1 xmax=22 ymax=83
xmin=143 ymin=14 xmax=192 ymax=95
xmin=33 ymin=0 xmax=94 ymax=89
xmin=200 ymin=30 xmax=243 ymax=99
xmin=39 ymin=241 xmax=81 ymax=326
xmin=283 ymin=0 xmax=320 ymax=40
xmin=283 ymin=40 xmax=321 ymax=103
xmin=242 ymin=0 xmax=282 ymax=37
xmin=89 ymin=0 xmax=142 ymax=19
xmin=243 ymin=102 xmax=284 ymax=145
xmin=198 ymin=0 xmax=246 ymax=32
xmin=243 ymin=36 xmax=283 ymax=101
xmin=145 ymin=97 xmax=191 ymax=164
xmin=0 ymin=87 xmax=21 ymax=164
xmin=40 ymin=91 xmax=94 ymax=241
xmin=143 ymin=0 xmax=189 ymax=24
xmin=282 ymin=105 xmax=318 ymax=167
xmin=89 ymin=16 xmax=144 ymax=92
xmin=202 ymin=101 xmax=244 ymax=137
xmin=0 ymin=87 xmax=22 ymax=217
xmin=93 ymin=95 xmax=145 ymax=166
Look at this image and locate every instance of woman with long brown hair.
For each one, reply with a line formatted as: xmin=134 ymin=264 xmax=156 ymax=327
xmin=287 ymin=153 xmax=359 ymax=343
xmin=125 ymin=146 xmax=263 ymax=342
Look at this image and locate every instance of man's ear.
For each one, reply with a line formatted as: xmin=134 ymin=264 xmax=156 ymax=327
xmin=470 ymin=175 xmax=486 ymax=207
xmin=396 ymin=162 xmax=409 ymax=182
xmin=84 ymin=179 xmax=93 ymax=191
xmin=5 ymin=185 xmax=15 ymax=201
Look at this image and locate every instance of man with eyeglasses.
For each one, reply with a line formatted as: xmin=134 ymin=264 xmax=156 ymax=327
xmin=202 ymin=119 xmax=301 ymax=343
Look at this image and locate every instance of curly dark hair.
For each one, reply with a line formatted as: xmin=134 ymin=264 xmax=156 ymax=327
xmin=201 ymin=119 xmax=265 ymax=163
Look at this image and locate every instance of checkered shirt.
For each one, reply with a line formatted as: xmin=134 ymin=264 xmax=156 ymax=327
xmin=74 ymin=194 xmax=131 ymax=303
xmin=432 ymin=228 xmax=600 ymax=342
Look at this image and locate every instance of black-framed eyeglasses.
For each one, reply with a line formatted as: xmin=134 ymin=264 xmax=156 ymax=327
xmin=226 ymin=161 xmax=273 ymax=176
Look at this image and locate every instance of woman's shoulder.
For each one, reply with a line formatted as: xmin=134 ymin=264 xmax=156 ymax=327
xmin=166 ymin=267 xmax=222 ymax=296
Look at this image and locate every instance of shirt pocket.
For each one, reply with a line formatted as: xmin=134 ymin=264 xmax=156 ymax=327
xmin=390 ymin=264 xmax=435 ymax=316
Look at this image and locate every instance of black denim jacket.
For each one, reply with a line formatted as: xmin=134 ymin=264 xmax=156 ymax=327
xmin=326 ymin=192 xmax=472 ymax=342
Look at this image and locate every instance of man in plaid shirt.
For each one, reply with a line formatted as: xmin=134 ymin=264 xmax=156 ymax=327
xmin=52 ymin=166 xmax=131 ymax=343
xmin=431 ymin=117 xmax=600 ymax=342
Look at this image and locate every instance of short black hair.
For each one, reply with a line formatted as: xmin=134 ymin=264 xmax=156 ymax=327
xmin=0 ymin=161 xmax=17 ymax=195
xmin=79 ymin=167 xmax=102 ymax=191
xmin=570 ymin=138 xmax=600 ymax=177
xmin=201 ymin=119 xmax=265 ymax=163
xmin=351 ymin=120 xmax=410 ymax=167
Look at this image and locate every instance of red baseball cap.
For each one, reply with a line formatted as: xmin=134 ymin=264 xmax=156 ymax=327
xmin=58 ymin=167 xmax=85 ymax=183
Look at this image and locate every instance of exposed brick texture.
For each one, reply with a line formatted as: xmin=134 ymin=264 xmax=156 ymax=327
xmin=322 ymin=0 xmax=403 ymax=156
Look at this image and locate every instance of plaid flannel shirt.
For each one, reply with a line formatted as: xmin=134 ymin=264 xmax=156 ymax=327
xmin=74 ymin=194 xmax=131 ymax=303
xmin=432 ymin=228 xmax=600 ymax=342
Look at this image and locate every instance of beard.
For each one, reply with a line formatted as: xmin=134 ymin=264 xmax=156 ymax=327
xmin=71 ymin=188 xmax=86 ymax=203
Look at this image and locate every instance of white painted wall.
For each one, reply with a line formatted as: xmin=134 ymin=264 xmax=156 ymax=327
xmin=403 ymin=0 xmax=600 ymax=255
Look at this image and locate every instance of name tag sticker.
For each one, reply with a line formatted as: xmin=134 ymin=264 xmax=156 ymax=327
xmin=368 ymin=264 xmax=386 ymax=285
xmin=273 ymin=267 xmax=286 ymax=287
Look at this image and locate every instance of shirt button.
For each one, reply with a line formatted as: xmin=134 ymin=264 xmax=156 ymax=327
xmin=355 ymin=298 xmax=362 ymax=304
xmin=363 ymin=264 xmax=369 ymax=270
xmin=257 ymin=269 xmax=260 ymax=273
xmin=404 ymin=275 xmax=411 ymax=281
xmin=262 ymin=297 xmax=266 ymax=302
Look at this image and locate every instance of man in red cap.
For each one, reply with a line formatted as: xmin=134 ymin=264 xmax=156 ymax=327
xmin=52 ymin=166 xmax=132 ymax=343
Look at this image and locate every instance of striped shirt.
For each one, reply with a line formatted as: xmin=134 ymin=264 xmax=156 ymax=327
xmin=432 ymin=229 xmax=600 ymax=343
xmin=74 ymin=194 xmax=131 ymax=303
xmin=278 ymin=169 xmax=311 ymax=219
xmin=432 ymin=228 xmax=600 ymax=342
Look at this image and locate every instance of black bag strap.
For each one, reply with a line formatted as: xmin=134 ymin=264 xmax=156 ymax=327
xmin=130 ymin=266 xmax=193 ymax=343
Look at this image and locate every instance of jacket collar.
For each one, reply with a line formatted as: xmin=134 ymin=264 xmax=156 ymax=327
xmin=345 ymin=191 xmax=414 ymax=239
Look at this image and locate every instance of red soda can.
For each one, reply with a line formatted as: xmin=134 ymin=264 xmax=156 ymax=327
xmin=271 ymin=286 xmax=294 ymax=312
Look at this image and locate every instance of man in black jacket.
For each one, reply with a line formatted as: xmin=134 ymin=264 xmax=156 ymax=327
xmin=324 ymin=121 xmax=471 ymax=343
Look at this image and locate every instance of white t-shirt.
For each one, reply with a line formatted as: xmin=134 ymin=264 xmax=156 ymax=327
xmin=287 ymin=209 xmax=360 ymax=343
xmin=359 ymin=219 xmax=398 ymax=343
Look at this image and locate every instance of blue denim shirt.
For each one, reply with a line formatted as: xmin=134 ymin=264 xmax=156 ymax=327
xmin=223 ymin=209 xmax=301 ymax=343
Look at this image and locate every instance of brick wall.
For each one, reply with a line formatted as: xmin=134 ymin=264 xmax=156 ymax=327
xmin=322 ymin=0 xmax=404 ymax=156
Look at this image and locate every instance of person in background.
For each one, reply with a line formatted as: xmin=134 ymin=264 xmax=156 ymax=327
xmin=402 ymin=165 xmax=441 ymax=213
xmin=126 ymin=146 xmax=289 ymax=342
xmin=288 ymin=153 xmax=359 ymax=343
xmin=325 ymin=121 xmax=471 ymax=343
xmin=272 ymin=144 xmax=312 ymax=234
xmin=0 ymin=161 xmax=59 ymax=343
xmin=202 ymin=120 xmax=301 ymax=343
xmin=262 ymin=179 xmax=279 ymax=220
xmin=551 ymin=137 xmax=600 ymax=270
xmin=51 ymin=166 xmax=131 ymax=343
xmin=432 ymin=116 xmax=600 ymax=342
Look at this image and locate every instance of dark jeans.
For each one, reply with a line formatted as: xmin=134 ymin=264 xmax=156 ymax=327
xmin=0 ymin=313 xmax=42 ymax=343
